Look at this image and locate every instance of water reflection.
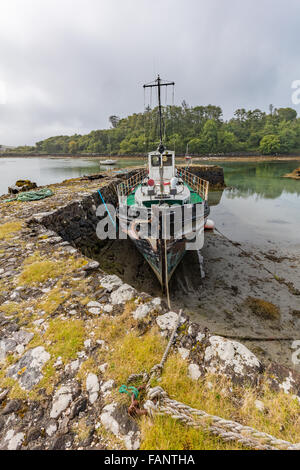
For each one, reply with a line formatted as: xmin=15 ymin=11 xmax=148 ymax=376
xmin=221 ymin=161 xmax=300 ymax=199
xmin=209 ymin=160 xmax=300 ymax=246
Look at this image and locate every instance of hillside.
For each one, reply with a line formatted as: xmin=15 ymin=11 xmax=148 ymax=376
xmin=12 ymin=104 xmax=300 ymax=156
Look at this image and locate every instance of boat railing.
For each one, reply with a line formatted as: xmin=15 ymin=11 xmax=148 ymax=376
xmin=117 ymin=168 xmax=148 ymax=198
xmin=178 ymin=168 xmax=209 ymax=201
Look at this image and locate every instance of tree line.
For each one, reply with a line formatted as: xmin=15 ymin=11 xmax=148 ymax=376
xmin=12 ymin=103 xmax=300 ymax=156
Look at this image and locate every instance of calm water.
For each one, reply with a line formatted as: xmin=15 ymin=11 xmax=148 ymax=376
xmin=209 ymin=160 xmax=300 ymax=248
xmin=0 ymin=156 xmax=299 ymax=248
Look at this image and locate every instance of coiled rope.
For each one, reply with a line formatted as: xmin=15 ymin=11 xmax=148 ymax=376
xmin=128 ymin=308 xmax=300 ymax=451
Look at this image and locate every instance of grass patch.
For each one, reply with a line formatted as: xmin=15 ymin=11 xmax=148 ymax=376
xmin=246 ymin=297 xmax=280 ymax=320
xmin=140 ymin=415 xmax=244 ymax=450
xmin=43 ymin=318 xmax=85 ymax=363
xmin=18 ymin=252 xmax=87 ymax=286
xmin=73 ymin=418 xmax=91 ymax=443
xmin=0 ymin=301 xmax=22 ymax=316
xmin=39 ymin=285 xmax=71 ymax=314
xmin=159 ymin=356 xmax=238 ymax=421
xmin=0 ymin=221 xmax=23 ymax=240
xmin=108 ymin=329 xmax=166 ymax=385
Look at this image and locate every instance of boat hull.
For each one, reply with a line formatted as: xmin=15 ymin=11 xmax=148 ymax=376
xmin=118 ymin=202 xmax=209 ymax=289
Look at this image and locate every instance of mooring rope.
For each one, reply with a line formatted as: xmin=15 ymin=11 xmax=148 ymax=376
xmin=123 ymin=222 xmax=300 ymax=449
xmin=144 ymin=387 xmax=300 ymax=450
xmin=127 ymin=308 xmax=300 ymax=451
xmin=164 ymin=224 xmax=171 ymax=309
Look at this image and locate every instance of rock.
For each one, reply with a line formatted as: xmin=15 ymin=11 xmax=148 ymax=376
xmin=100 ymin=403 xmax=140 ymax=450
xmin=50 ymin=386 xmax=73 ymax=419
xmin=48 ymin=434 xmax=73 ymax=450
xmin=0 ymin=339 xmax=17 ymax=361
xmin=15 ymin=344 xmax=24 ymax=355
xmin=86 ymin=373 xmax=99 ymax=404
xmin=54 ymin=357 xmax=63 ymax=367
xmin=88 ymin=308 xmax=101 ymax=315
xmin=84 ymin=340 xmax=91 ymax=349
xmin=0 ymin=389 xmax=9 ymax=404
xmin=2 ymin=429 xmax=24 ymax=450
xmin=0 ymin=330 xmax=34 ymax=361
xmin=99 ymin=363 xmax=108 ymax=373
xmin=46 ymin=422 xmax=57 ymax=437
xmin=255 ymin=400 xmax=265 ymax=412
xmin=100 ymin=275 xmax=123 ymax=292
xmin=82 ymin=261 xmax=99 ymax=272
xmin=110 ymin=284 xmax=136 ymax=305
xmin=132 ymin=303 xmax=152 ymax=320
xmin=69 ymin=397 xmax=87 ymax=419
xmin=196 ymin=332 xmax=205 ymax=342
xmin=266 ymin=364 xmax=300 ymax=397
xmin=65 ymin=359 xmax=80 ymax=374
xmin=100 ymin=379 xmax=114 ymax=397
xmin=7 ymin=346 xmax=50 ymax=390
xmin=178 ymin=348 xmax=189 ymax=360
xmin=279 ymin=372 xmax=296 ymax=394
xmin=156 ymin=311 xmax=185 ymax=332
xmin=27 ymin=427 xmax=41 ymax=442
xmin=103 ymin=304 xmax=113 ymax=313
xmin=152 ymin=298 xmax=161 ymax=307
xmin=204 ymin=336 xmax=262 ymax=381
xmin=0 ymin=399 xmax=22 ymax=416
xmin=188 ymin=364 xmax=201 ymax=381
xmin=87 ymin=301 xmax=102 ymax=309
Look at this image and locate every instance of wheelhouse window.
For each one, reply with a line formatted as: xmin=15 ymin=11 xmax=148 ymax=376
xmin=162 ymin=154 xmax=173 ymax=167
xmin=151 ymin=155 xmax=161 ymax=167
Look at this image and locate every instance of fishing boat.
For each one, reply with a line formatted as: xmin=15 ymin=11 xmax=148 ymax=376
xmin=117 ymin=76 xmax=210 ymax=292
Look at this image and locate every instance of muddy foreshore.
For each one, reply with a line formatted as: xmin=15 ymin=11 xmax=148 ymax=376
xmin=0 ymin=167 xmax=300 ymax=450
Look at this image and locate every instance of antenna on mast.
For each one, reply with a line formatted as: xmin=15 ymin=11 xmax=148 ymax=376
xmin=143 ymin=75 xmax=175 ymax=153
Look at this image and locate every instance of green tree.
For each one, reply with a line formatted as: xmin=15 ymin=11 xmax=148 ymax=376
xmin=201 ymin=120 xmax=218 ymax=152
xmin=259 ymin=135 xmax=281 ymax=155
xmin=68 ymin=140 xmax=78 ymax=154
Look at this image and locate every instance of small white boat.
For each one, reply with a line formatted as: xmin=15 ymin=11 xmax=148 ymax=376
xmin=100 ymin=159 xmax=118 ymax=166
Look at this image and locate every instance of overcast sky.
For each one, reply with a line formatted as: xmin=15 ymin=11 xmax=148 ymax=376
xmin=0 ymin=0 xmax=300 ymax=146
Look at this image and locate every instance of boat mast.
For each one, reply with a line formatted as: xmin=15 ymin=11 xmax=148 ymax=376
xmin=143 ymin=75 xmax=175 ymax=152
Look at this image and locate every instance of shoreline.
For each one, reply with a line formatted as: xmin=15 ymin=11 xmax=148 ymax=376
xmin=1 ymin=154 xmax=300 ymax=163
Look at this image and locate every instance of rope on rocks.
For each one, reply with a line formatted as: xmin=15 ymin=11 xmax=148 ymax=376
xmin=144 ymin=386 xmax=300 ymax=450
xmin=128 ymin=308 xmax=300 ymax=451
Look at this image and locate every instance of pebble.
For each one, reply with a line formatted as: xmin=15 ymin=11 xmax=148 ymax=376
xmin=86 ymin=373 xmax=99 ymax=404
xmin=188 ymin=364 xmax=201 ymax=381
xmin=254 ymin=400 xmax=265 ymax=412
xmin=99 ymin=363 xmax=108 ymax=373
xmin=89 ymin=308 xmax=101 ymax=315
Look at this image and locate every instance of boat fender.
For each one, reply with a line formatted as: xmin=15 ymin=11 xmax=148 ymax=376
xmin=205 ymin=219 xmax=215 ymax=230
xmin=171 ymin=177 xmax=178 ymax=189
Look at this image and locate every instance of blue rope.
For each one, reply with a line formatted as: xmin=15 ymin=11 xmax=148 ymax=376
xmin=98 ymin=189 xmax=116 ymax=228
